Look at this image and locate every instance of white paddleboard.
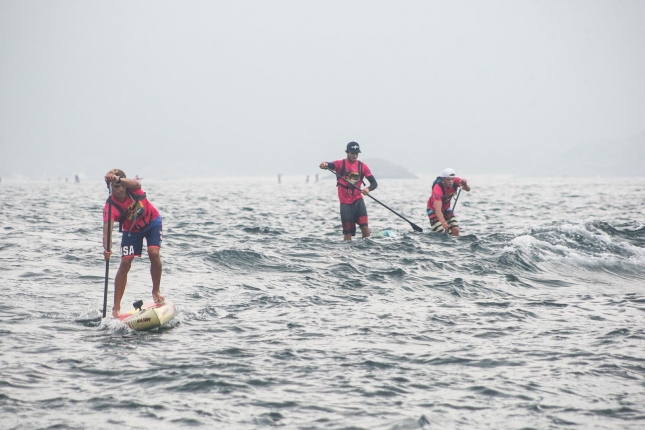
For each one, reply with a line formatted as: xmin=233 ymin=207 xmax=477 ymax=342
xmin=117 ymin=300 xmax=176 ymax=331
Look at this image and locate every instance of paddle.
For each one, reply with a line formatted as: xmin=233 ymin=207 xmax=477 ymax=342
xmin=326 ymin=168 xmax=423 ymax=232
xmin=102 ymin=183 xmax=112 ymax=318
xmin=452 ymin=188 xmax=462 ymax=212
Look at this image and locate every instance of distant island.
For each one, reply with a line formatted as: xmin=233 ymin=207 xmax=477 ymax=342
xmin=361 ymin=158 xmax=417 ymax=179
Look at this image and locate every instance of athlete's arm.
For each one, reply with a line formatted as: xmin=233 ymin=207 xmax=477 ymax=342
xmin=118 ymin=178 xmax=141 ymax=190
xmin=459 ymin=178 xmax=471 ymax=192
xmin=433 ymin=200 xmax=449 ymax=231
xmin=362 ymin=175 xmax=377 ymax=195
xmin=102 ymin=220 xmax=114 ymax=260
xmin=105 ymin=172 xmax=141 ymax=190
xmin=319 ymin=162 xmax=336 ymax=170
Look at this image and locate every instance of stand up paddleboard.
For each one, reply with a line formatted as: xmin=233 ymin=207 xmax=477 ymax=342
xmin=117 ymin=299 xmax=177 ymax=331
xmin=374 ymin=229 xmax=397 ymax=238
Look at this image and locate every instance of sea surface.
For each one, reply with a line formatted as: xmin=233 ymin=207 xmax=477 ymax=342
xmin=1 ymin=176 xmax=644 ymax=429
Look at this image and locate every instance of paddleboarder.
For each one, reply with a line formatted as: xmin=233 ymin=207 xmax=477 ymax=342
xmin=319 ymin=142 xmax=378 ymax=240
xmin=427 ymin=168 xmax=470 ymax=236
xmin=102 ymin=169 xmax=164 ymax=317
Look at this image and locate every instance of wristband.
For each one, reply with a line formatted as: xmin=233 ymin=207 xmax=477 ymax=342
xmin=116 ymin=176 xmax=121 ymax=184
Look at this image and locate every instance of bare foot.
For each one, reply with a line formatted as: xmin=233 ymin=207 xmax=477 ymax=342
xmin=112 ymin=307 xmax=120 ymax=318
xmin=153 ymin=292 xmax=165 ymax=304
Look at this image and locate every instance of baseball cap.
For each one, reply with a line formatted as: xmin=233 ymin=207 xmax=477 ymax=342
xmin=441 ymin=168 xmax=456 ymax=178
xmin=346 ymin=141 xmax=361 ymax=153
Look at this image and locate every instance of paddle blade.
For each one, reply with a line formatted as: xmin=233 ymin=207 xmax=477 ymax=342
xmin=410 ymin=223 xmax=424 ymax=232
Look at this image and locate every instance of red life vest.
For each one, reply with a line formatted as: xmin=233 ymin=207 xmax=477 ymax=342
xmin=432 ymin=176 xmax=458 ymax=204
xmin=106 ymin=191 xmax=148 ymax=233
xmin=336 ymin=159 xmax=364 ymax=190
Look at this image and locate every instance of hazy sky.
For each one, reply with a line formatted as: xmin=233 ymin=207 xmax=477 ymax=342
xmin=1 ymin=0 xmax=644 ymax=179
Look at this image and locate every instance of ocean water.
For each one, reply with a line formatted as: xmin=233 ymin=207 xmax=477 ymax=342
xmin=1 ymin=176 xmax=644 ymax=429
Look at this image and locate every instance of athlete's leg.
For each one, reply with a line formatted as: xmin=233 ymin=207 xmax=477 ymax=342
xmin=148 ymin=247 xmax=164 ymax=303
xmin=428 ymin=209 xmax=446 ymax=233
xmin=360 ymin=225 xmax=370 ymax=238
xmin=340 ymin=204 xmax=356 ymax=241
xmin=113 ymin=257 xmax=133 ymax=317
xmin=428 ymin=216 xmax=445 ymax=233
xmin=144 ymin=218 xmax=164 ymax=303
xmin=356 ymin=200 xmax=369 ymax=239
xmin=446 ymin=214 xmax=460 ymax=236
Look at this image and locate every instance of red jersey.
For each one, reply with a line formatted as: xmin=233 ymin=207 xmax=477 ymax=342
xmin=332 ymin=159 xmax=373 ymax=205
xmin=427 ymin=177 xmax=461 ymax=213
xmin=103 ymin=188 xmax=159 ymax=233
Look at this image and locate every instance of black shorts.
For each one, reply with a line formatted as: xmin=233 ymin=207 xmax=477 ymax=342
xmin=340 ymin=199 xmax=368 ymax=236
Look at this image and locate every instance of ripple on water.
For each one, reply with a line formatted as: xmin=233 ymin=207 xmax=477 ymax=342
xmin=2 ymin=178 xmax=645 ymax=429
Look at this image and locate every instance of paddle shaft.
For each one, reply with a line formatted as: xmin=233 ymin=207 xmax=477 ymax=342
xmin=326 ymin=168 xmax=423 ymax=232
xmin=452 ymin=188 xmax=462 ymax=212
xmin=102 ymin=184 xmax=112 ymax=318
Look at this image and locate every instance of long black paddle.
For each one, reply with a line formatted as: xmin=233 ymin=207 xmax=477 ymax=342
xmin=102 ymin=183 xmax=112 ymax=318
xmin=452 ymin=188 xmax=462 ymax=212
xmin=327 ymin=168 xmax=423 ymax=232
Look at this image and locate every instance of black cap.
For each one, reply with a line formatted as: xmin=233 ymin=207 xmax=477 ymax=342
xmin=346 ymin=141 xmax=361 ymax=153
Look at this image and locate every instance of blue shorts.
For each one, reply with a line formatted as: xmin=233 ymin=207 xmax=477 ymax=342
xmin=120 ymin=217 xmax=162 ymax=258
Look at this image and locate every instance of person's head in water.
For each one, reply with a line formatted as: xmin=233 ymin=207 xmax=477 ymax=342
xmin=345 ymin=141 xmax=361 ymax=162
xmin=107 ymin=168 xmax=127 ymax=199
xmin=441 ymin=167 xmax=456 ymax=188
